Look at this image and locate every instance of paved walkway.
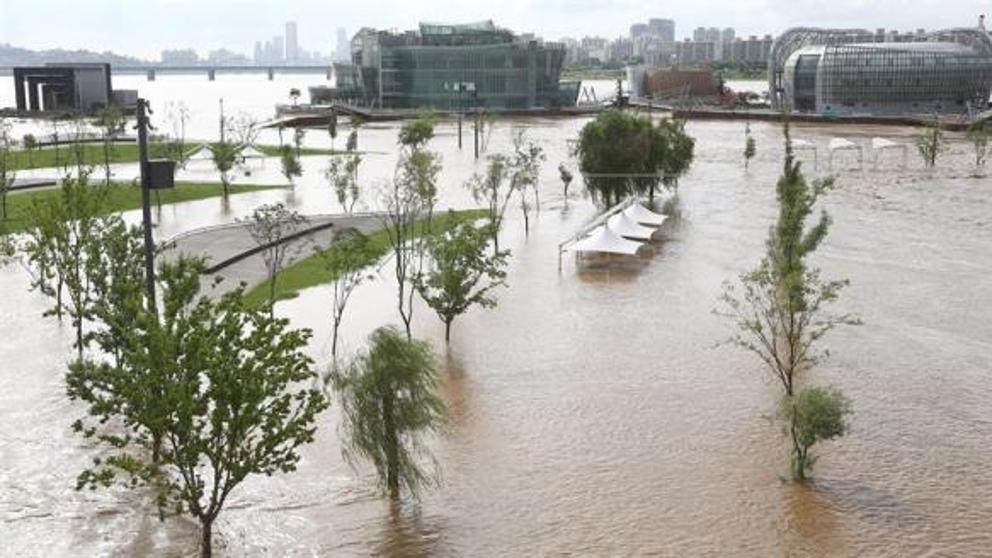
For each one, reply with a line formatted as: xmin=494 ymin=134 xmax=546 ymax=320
xmin=160 ymin=213 xmax=383 ymax=294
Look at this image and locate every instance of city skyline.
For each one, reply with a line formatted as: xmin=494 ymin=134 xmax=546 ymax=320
xmin=1 ymin=0 xmax=987 ymax=60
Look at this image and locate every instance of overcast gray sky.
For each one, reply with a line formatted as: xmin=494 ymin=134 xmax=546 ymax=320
xmin=1 ymin=0 xmax=988 ymax=59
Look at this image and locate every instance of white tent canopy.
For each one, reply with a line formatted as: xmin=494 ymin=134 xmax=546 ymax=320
xmin=185 ymin=143 xmax=214 ymax=162
xmin=240 ymin=145 xmax=266 ymax=159
xmin=623 ymin=203 xmax=667 ymax=227
xmin=607 ymin=212 xmax=657 ymax=240
xmin=793 ymin=139 xmax=815 ymax=149
xmin=829 ymin=137 xmax=858 ymax=151
xmin=871 ymin=137 xmax=900 ymax=150
xmin=567 ymin=225 xmax=644 ymax=255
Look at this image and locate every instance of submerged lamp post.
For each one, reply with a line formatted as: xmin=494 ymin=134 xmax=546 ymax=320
xmin=135 ymin=98 xmax=176 ymax=314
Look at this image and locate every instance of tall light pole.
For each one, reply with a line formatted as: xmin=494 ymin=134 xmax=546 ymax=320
xmin=136 ymin=98 xmax=157 ymax=313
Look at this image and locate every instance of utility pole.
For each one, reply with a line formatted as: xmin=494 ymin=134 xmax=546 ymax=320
xmin=457 ymin=85 xmax=463 ymax=149
xmin=219 ymin=97 xmax=225 ymax=142
xmin=136 ymin=98 xmax=157 ymax=314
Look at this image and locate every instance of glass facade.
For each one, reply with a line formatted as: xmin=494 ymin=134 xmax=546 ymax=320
xmin=774 ymin=29 xmax=992 ymax=116
xmin=350 ymin=21 xmax=577 ymax=110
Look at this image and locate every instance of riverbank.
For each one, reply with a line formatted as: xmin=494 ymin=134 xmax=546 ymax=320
xmin=0 ymin=181 xmax=285 ymax=234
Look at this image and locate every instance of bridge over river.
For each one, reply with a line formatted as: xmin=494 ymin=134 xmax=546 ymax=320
xmin=0 ymin=64 xmax=335 ymax=81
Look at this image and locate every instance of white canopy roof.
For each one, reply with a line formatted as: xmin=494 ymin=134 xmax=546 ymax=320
xmin=568 ymin=225 xmax=644 ymax=255
xmin=185 ymin=143 xmax=214 ymax=161
xmin=623 ymin=203 xmax=668 ymax=227
xmin=792 ymin=139 xmax=816 ymax=149
xmin=871 ymin=137 xmax=901 ymax=150
xmin=829 ymin=138 xmax=859 ymax=151
xmin=607 ymin=212 xmax=657 ymax=240
xmin=240 ymin=145 xmax=266 ymax=159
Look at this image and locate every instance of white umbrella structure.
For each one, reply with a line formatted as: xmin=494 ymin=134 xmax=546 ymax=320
xmin=623 ymin=203 xmax=668 ymax=227
xmin=871 ymin=137 xmax=908 ymax=168
xmin=567 ymin=225 xmax=644 ymax=255
xmin=607 ymin=212 xmax=657 ymax=240
xmin=828 ymin=137 xmax=863 ymax=169
xmin=792 ymin=139 xmax=819 ymax=169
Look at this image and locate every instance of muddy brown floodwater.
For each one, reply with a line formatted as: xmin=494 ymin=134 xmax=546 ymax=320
xmin=2 ymin=77 xmax=991 ymax=556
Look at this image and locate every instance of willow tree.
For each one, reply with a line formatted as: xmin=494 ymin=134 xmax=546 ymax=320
xmin=576 ymin=109 xmax=694 ymax=207
xmin=332 ymin=326 xmax=445 ymax=500
xmin=718 ymin=124 xmax=858 ymax=480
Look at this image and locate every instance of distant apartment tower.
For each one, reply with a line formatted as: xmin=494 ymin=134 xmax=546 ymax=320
xmin=630 ymin=23 xmax=649 ymax=40
xmin=336 ymin=28 xmax=350 ymax=62
xmin=648 ymin=18 xmax=675 ymax=42
xmin=721 ymin=28 xmax=736 ymax=43
xmin=285 ymin=21 xmax=299 ymax=61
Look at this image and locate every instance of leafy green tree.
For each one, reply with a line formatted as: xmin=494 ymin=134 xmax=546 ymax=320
xmin=332 ymin=326 xmax=445 ymax=500
xmin=92 ymin=105 xmax=126 ymax=186
xmin=744 ymin=122 xmax=757 ymax=169
xmin=325 ymin=154 xmax=362 ymax=214
xmin=280 ymin=144 xmax=303 ymax=184
xmin=781 ymin=386 xmax=852 ymax=480
xmin=317 ymin=228 xmax=377 ymax=359
xmin=509 ymin=130 xmax=545 ymax=234
xmin=22 ymin=173 xmax=111 ymax=358
xmin=164 ymin=101 xmax=191 ymax=167
xmin=73 ymin=260 xmax=328 ymax=558
xmin=915 ymin=115 xmax=945 ymax=168
xmin=327 ymin=111 xmax=338 ymax=150
xmin=416 ymin=220 xmax=509 ymax=343
xmin=576 ymin=109 xmax=695 ymax=206
xmin=22 ymin=133 xmax=38 ymax=167
xmin=346 ymin=115 xmax=363 ymax=152
xmin=293 ymin=126 xmax=306 ymax=157
xmin=383 ymin=155 xmax=424 ymax=340
xmin=718 ymin=125 xmax=858 ymax=480
xmin=558 ymin=162 xmax=574 ymax=199
xmin=398 ymin=114 xmax=436 ymax=150
xmin=241 ymin=203 xmax=308 ymax=317
xmin=0 ymin=118 xmax=14 ymax=220
xmin=398 ymin=114 xmax=440 ymax=227
xmin=208 ymin=141 xmax=240 ymax=197
xmin=466 ymin=154 xmax=513 ymax=254
xmin=966 ymin=120 xmax=991 ymax=167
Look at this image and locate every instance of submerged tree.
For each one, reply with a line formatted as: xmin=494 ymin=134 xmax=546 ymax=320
xmin=332 ymin=326 xmax=445 ymax=500
xmin=242 ymin=202 xmax=308 ymax=317
xmin=576 ymin=109 xmax=695 ymax=207
xmin=325 ymin=154 xmax=362 ymax=213
xmin=382 ymin=165 xmax=423 ymax=340
xmin=327 ymin=111 xmax=339 ymax=150
xmin=416 ymin=220 xmax=509 ymax=343
xmin=209 ymin=141 xmax=240 ymax=197
xmin=781 ymin=385 xmax=853 ymax=480
xmin=744 ymin=121 xmax=757 ymax=169
xmin=73 ymin=260 xmax=327 ymax=558
xmin=915 ymin=115 xmax=945 ymax=168
xmin=558 ymin=162 xmax=574 ymax=200
xmin=293 ymin=126 xmax=306 ymax=157
xmin=0 ymin=118 xmax=14 ymax=220
xmin=466 ymin=154 xmax=513 ymax=254
xmin=164 ymin=100 xmax=191 ymax=167
xmin=318 ymin=228 xmax=377 ymax=360
xmin=22 ymin=133 xmax=38 ymax=167
xmin=397 ymin=116 xmax=441 ymax=228
xmin=280 ymin=144 xmax=303 ymax=184
xmin=509 ymin=129 xmax=545 ymax=235
xmin=966 ymin=120 xmax=991 ymax=167
xmin=718 ymin=124 xmax=858 ymax=480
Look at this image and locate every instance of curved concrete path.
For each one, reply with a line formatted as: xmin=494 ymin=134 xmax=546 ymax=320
xmin=160 ymin=213 xmax=383 ymax=294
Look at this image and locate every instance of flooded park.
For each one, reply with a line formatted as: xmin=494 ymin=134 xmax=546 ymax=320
xmin=1 ymin=73 xmax=991 ymax=556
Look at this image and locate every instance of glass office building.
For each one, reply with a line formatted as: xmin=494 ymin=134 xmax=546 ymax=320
xmin=771 ymin=27 xmax=992 ymax=116
xmin=348 ymin=21 xmax=579 ymax=110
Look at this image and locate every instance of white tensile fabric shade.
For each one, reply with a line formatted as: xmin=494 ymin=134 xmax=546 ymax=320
xmin=568 ymin=225 xmax=644 ymax=255
xmin=829 ymin=138 xmax=858 ymax=151
xmin=607 ymin=212 xmax=657 ymax=240
xmin=623 ymin=203 xmax=668 ymax=227
xmin=871 ymin=137 xmax=899 ymax=150
xmin=793 ymin=139 xmax=815 ymax=149
xmin=185 ymin=144 xmax=214 ymax=161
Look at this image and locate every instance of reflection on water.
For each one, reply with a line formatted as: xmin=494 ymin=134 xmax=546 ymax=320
xmin=1 ymin=75 xmax=991 ymax=555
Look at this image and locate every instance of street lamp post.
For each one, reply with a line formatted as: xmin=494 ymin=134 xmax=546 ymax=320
xmin=136 ymin=98 xmax=157 ymax=313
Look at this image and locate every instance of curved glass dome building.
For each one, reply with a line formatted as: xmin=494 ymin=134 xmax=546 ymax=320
xmin=770 ymin=27 xmax=992 ymax=115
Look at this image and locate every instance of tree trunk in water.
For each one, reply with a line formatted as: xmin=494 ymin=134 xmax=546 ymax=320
xmin=268 ymin=273 xmax=277 ymax=320
xmin=445 ymin=320 xmax=452 ymax=343
xmin=383 ymin=392 xmax=400 ymax=500
xmin=104 ymin=139 xmax=111 ymax=186
xmin=649 ymin=183 xmax=656 ymax=205
xmin=331 ymin=318 xmax=341 ymax=359
xmin=200 ymin=517 xmax=214 ymax=558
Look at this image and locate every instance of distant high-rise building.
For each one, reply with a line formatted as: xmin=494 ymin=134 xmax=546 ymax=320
xmin=253 ymin=41 xmax=264 ymax=64
xmin=273 ymin=35 xmax=285 ymax=62
xmin=693 ymin=27 xmax=706 ymax=42
xmin=630 ymin=23 xmax=649 ymax=40
xmin=285 ymin=21 xmax=299 ymax=61
xmin=336 ymin=28 xmax=350 ymax=62
xmin=721 ymin=28 xmax=736 ymax=43
xmin=648 ymin=18 xmax=675 ymax=42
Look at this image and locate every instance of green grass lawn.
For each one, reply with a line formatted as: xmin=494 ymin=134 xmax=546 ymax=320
xmin=7 ymin=142 xmax=342 ymax=171
xmin=244 ymin=209 xmax=488 ymax=306
xmin=0 ymin=181 xmax=285 ymax=235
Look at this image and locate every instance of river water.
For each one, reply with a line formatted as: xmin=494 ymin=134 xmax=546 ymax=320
xmin=1 ymin=75 xmax=991 ymax=556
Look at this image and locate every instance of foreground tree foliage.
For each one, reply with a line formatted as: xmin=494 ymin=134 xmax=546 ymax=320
xmin=72 ymin=259 xmax=327 ymax=558
xmin=332 ymin=326 xmax=445 ymax=500
xmin=718 ymin=125 xmax=858 ymax=480
xmin=576 ymin=109 xmax=695 ymax=207
xmin=416 ymin=220 xmax=509 ymax=343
